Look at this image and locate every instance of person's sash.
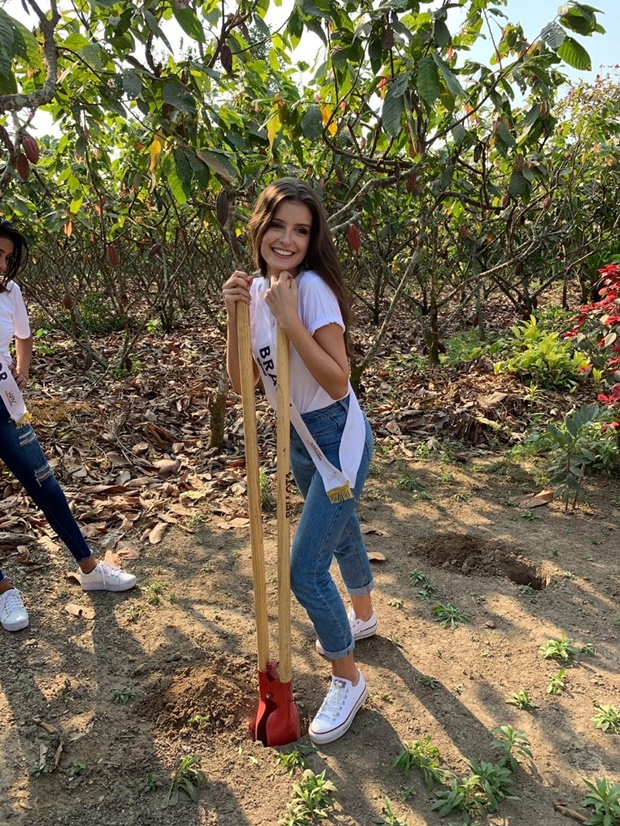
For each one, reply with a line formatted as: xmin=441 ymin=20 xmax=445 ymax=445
xmin=250 ymin=283 xmax=364 ymax=503
xmin=0 ymin=358 xmax=30 ymax=427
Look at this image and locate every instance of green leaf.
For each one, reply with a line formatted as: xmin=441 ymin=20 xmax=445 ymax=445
xmin=433 ymin=19 xmax=451 ymax=48
xmin=301 ymin=103 xmax=323 ymax=141
xmin=522 ymin=103 xmax=541 ymax=130
xmin=432 ymin=53 xmax=464 ymax=100
xmin=121 ymin=69 xmax=142 ymax=99
xmin=508 ymin=170 xmax=529 ymax=198
xmin=416 ymin=57 xmax=441 ymax=107
xmin=451 ymin=123 xmax=466 ymax=145
xmin=304 ymin=18 xmax=327 ymax=46
xmin=557 ymin=36 xmax=592 ymax=70
xmin=61 ymin=32 xmax=90 ymax=51
xmin=540 ymin=21 xmax=566 ymax=49
xmin=163 ymin=152 xmax=189 ymax=206
xmin=144 ymin=10 xmax=172 ymax=51
xmin=195 ymin=149 xmax=237 ymax=183
xmin=162 ymin=80 xmax=197 ymax=115
xmin=496 ymin=121 xmax=517 ymax=149
xmin=559 ymin=6 xmax=597 ymax=36
xmin=0 ymin=70 xmax=16 ymax=93
xmin=382 ymin=83 xmax=404 ymax=137
xmin=173 ymin=6 xmax=205 ymax=43
xmin=82 ymin=43 xmax=104 ymax=71
xmin=0 ymin=10 xmax=15 ymax=78
xmin=69 ymin=194 xmax=83 ymax=214
xmin=7 ymin=16 xmax=40 ymax=70
xmin=268 ymin=47 xmax=280 ymax=73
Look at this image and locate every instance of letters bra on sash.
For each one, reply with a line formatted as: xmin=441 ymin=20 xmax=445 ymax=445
xmin=0 ymin=357 xmax=30 ymax=427
xmin=250 ymin=278 xmax=365 ymax=504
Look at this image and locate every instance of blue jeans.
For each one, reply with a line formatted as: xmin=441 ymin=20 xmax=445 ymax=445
xmin=289 ymin=395 xmax=374 ymax=660
xmin=0 ymin=401 xmax=91 ymax=583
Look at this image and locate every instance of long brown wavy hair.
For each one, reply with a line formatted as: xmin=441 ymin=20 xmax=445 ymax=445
xmin=247 ymin=178 xmax=352 ymax=332
xmin=0 ymin=220 xmax=29 ymax=292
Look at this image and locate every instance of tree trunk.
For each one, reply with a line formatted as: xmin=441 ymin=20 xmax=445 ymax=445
xmin=209 ymin=362 xmax=229 ymax=448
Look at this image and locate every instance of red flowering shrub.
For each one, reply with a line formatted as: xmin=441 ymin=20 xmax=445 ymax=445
xmin=566 ymin=263 xmax=620 ymax=429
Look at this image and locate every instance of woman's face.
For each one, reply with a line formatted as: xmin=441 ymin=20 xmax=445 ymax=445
xmin=0 ymin=236 xmax=14 ymax=276
xmin=260 ymin=199 xmax=312 ymax=277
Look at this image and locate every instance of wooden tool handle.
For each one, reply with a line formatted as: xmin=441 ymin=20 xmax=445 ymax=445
xmin=276 ymin=322 xmax=293 ymax=682
xmin=237 ymin=303 xmax=270 ymax=672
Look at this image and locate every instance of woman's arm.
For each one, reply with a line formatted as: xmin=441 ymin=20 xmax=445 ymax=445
xmin=13 ymin=335 xmax=33 ymax=390
xmin=266 ymin=274 xmax=349 ymax=400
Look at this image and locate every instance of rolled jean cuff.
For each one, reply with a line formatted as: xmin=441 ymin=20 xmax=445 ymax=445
xmin=318 ymin=640 xmax=355 ymax=660
xmin=346 ymin=578 xmax=375 ymax=597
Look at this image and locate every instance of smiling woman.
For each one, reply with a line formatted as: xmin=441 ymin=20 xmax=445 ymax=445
xmin=222 ymin=178 xmax=378 ymax=745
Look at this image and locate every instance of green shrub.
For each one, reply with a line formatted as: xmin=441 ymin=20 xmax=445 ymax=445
xmin=494 ymin=316 xmax=589 ymax=388
xmin=527 ymin=403 xmax=619 ymax=507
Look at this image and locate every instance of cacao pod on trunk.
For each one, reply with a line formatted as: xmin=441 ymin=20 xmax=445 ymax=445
xmin=216 ymin=191 xmax=229 ymax=226
xmin=346 ymin=223 xmax=361 ymax=254
xmin=22 ymin=133 xmax=40 ymax=164
xmin=16 ymin=154 xmax=30 ymax=180
xmin=106 ymin=244 xmax=119 ymax=267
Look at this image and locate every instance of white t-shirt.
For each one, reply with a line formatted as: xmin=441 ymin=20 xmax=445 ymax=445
xmin=250 ymin=269 xmax=346 ymax=414
xmin=0 ymin=281 xmax=31 ymax=364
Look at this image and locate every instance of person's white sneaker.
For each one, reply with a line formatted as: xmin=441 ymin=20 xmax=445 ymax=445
xmin=316 ymin=609 xmax=378 ymax=656
xmin=308 ymin=670 xmax=367 ymax=744
xmin=0 ymin=588 xmax=29 ymax=631
xmin=80 ymin=562 xmax=136 ymax=592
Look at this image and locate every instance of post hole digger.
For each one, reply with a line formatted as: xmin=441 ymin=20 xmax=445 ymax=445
xmin=236 ymin=301 xmax=301 ymax=747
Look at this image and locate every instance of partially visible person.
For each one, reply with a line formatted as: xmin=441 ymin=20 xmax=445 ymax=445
xmin=0 ymin=220 xmax=136 ymax=633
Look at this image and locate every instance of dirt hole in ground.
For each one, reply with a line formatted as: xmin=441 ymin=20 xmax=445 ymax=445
xmin=140 ymin=653 xmax=257 ymax=737
xmin=412 ymin=532 xmax=550 ymax=589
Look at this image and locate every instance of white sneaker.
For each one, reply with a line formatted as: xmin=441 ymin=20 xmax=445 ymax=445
xmin=80 ymin=562 xmax=136 ymax=592
xmin=0 ymin=588 xmax=29 ymax=631
xmin=316 ymin=609 xmax=378 ymax=656
xmin=308 ymin=670 xmax=367 ymax=745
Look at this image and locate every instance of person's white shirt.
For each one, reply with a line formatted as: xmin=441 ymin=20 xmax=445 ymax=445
xmin=0 ymin=281 xmax=30 ymax=365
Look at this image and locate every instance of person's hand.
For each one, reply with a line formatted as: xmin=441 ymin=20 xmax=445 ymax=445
xmin=11 ymin=366 xmax=28 ymax=391
xmin=222 ymin=270 xmax=252 ymax=314
xmin=265 ymin=271 xmax=298 ymax=327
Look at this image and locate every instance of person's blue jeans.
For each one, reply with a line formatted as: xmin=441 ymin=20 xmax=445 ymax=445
xmin=289 ymin=395 xmax=374 ymax=660
xmin=0 ymin=401 xmax=91 ymax=583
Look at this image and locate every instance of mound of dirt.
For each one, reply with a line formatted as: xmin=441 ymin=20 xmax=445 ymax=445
xmin=412 ymin=531 xmax=550 ymax=589
xmin=141 ymin=654 xmax=256 ymax=737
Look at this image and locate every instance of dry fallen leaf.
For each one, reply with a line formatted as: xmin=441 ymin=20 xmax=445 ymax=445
xmin=148 ymin=522 xmax=169 ymax=544
xmin=115 ymin=544 xmax=140 ymax=560
xmin=368 ymin=552 xmax=387 ymax=563
xmin=385 ymin=419 xmax=402 ymax=435
xmin=37 ymin=536 xmax=61 ymax=555
xmin=154 ymin=459 xmax=181 ymax=478
xmin=53 ymin=741 xmax=64 ymax=769
xmin=65 ymin=603 xmax=96 ymax=620
xmin=512 ymin=490 xmax=554 ymax=509
xmin=104 ymin=550 xmax=122 ymax=567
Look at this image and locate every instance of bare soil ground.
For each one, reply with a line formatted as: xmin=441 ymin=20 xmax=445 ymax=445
xmin=1 ymin=446 xmax=619 ymax=826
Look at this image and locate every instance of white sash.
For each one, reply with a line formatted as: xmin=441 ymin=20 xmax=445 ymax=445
xmin=250 ymin=281 xmax=365 ymax=503
xmin=0 ymin=358 xmax=30 ymax=427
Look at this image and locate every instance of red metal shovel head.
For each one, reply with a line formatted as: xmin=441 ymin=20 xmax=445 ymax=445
xmin=252 ymin=662 xmax=301 ymax=747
